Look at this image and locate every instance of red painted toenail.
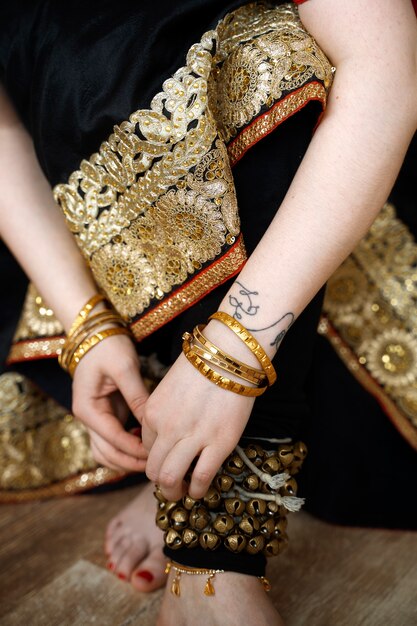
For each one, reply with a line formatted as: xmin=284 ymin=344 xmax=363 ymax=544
xmin=136 ymin=570 xmax=154 ymax=582
xmin=107 ymin=562 xmax=115 ymax=571
xmin=118 ymin=573 xmax=127 ymax=581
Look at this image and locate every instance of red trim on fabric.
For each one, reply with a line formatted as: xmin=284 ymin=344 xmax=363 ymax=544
xmin=130 ymin=235 xmax=246 ymax=338
xmin=228 ymin=82 xmax=326 ymax=167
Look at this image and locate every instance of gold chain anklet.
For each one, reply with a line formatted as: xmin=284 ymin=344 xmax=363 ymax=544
xmin=165 ymin=561 xmax=271 ymax=597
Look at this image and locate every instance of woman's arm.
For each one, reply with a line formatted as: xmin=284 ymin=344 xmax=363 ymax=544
xmin=0 ymin=84 xmax=149 ymax=471
xmin=142 ymin=0 xmax=417 ymax=500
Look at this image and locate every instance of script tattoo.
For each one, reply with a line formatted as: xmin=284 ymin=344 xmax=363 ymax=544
xmin=228 ymin=281 xmax=294 ymax=348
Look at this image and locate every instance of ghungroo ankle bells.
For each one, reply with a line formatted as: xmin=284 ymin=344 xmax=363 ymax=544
xmin=155 ymin=440 xmax=307 ymax=565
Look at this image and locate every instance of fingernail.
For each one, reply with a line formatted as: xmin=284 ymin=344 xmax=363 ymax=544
xmin=136 ymin=570 xmax=154 ymax=582
xmin=107 ymin=562 xmax=115 ymax=571
xmin=118 ymin=572 xmax=127 ymax=581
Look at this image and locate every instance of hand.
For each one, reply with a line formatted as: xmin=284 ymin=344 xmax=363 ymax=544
xmin=72 ymin=333 xmax=150 ymax=472
xmin=141 ymin=351 xmax=255 ymax=501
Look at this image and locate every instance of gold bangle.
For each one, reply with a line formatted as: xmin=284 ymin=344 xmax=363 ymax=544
xmin=182 ymin=336 xmax=267 ymax=397
xmin=68 ymin=327 xmax=131 ymax=377
xmin=192 ymin=324 xmax=266 ymax=385
xmin=67 ymin=294 xmax=107 ymax=337
xmin=59 ymin=315 xmax=125 ymax=372
xmin=184 ymin=332 xmax=266 ymax=387
xmin=59 ymin=312 xmax=124 ymax=370
xmin=209 ymin=312 xmax=277 ymax=386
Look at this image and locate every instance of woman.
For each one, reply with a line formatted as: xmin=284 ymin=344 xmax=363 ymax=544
xmin=1 ymin=1 xmax=416 ymax=624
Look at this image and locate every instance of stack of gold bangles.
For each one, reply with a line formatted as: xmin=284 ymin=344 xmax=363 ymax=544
xmin=182 ymin=311 xmax=276 ymax=396
xmin=58 ymin=294 xmax=130 ymax=377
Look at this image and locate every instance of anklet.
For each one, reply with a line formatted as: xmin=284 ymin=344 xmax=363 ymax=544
xmin=165 ymin=561 xmax=271 ymax=597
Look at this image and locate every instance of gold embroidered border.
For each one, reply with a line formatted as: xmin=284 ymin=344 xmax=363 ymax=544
xmin=227 ymin=82 xmax=327 ymax=166
xmin=131 ymin=236 xmax=247 ymax=341
xmin=321 ymin=203 xmax=417 ymax=450
xmin=318 ymin=317 xmax=417 ymax=452
xmin=0 ymin=467 xmax=126 ymax=503
xmin=7 ymin=337 xmax=65 ymax=364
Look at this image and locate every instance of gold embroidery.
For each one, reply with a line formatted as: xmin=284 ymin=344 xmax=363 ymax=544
xmin=7 ymin=337 xmax=65 ymax=364
xmin=0 ymin=372 xmax=100 ymax=492
xmin=131 ymin=237 xmax=247 ymax=341
xmin=53 ymin=3 xmax=332 ymax=330
xmin=322 ymin=203 xmax=417 ymax=448
xmin=228 ymin=82 xmax=327 ymax=165
xmin=13 ymin=283 xmax=64 ymax=341
xmin=209 ymin=3 xmax=334 ymax=143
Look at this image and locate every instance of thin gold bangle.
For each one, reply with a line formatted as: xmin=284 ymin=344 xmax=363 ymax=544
xmin=59 ymin=312 xmax=124 ymax=370
xmin=184 ymin=332 xmax=266 ymax=386
xmin=209 ymin=312 xmax=277 ymax=386
xmin=68 ymin=327 xmax=131 ymax=377
xmin=182 ymin=336 xmax=267 ymax=397
xmin=192 ymin=324 xmax=266 ymax=385
xmin=67 ymin=294 xmax=107 ymax=337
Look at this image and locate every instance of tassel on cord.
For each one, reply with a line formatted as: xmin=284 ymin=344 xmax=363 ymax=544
xmin=235 ymin=445 xmax=290 ymax=489
xmin=234 ymin=485 xmax=305 ymax=512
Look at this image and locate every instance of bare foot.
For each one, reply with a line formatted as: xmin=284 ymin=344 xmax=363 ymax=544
xmin=105 ymin=481 xmax=167 ymax=592
xmin=157 ymin=568 xmax=285 ymax=626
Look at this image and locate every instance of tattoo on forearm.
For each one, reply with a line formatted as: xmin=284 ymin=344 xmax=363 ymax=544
xmin=228 ymin=281 xmax=294 ymax=348
xmin=229 ymin=281 xmax=259 ymax=320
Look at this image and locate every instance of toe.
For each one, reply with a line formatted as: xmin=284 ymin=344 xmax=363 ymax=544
xmin=131 ymin=547 xmax=168 ymax=593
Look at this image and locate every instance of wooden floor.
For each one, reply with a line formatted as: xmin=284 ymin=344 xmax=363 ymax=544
xmin=0 ymin=482 xmax=416 ymax=626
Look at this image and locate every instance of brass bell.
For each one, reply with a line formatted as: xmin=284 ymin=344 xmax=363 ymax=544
xmin=246 ymin=498 xmax=267 ymax=516
xmin=274 ymin=518 xmax=288 ymax=536
xmin=225 ymin=454 xmax=245 ymax=475
xmin=203 ymin=486 xmax=221 ymax=509
xmin=171 ymin=507 xmax=189 ymax=530
xmin=261 ymin=455 xmax=280 ymax=474
xmin=278 ymin=445 xmax=294 ymax=467
xmin=165 ymin=528 xmax=183 ymax=549
xmin=293 ymin=441 xmax=307 ymax=459
xmin=263 ymin=538 xmax=281 ymax=557
xmin=189 ymin=505 xmax=211 ymax=530
xmin=243 ymin=473 xmax=260 ymax=491
xmin=155 ymin=511 xmax=170 ymax=530
xmin=246 ymin=534 xmax=265 ymax=555
xmin=154 ymin=485 xmax=167 ymax=503
xmin=199 ymin=531 xmax=220 ymax=550
xmin=224 ymin=533 xmax=247 ymax=553
xmin=282 ymin=477 xmax=298 ymax=496
xmin=182 ymin=528 xmax=199 ymax=548
xmin=244 ymin=444 xmax=265 ymax=467
xmin=214 ymin=473 xmax=234 ymax=492
xmin=213 ymin=514 xmax=235 ymax=536
xmin=266 ymin=501 xmax=279 ymax=516
xmin=225 ymin=497 xmax=245 ymax=516
xmin=239 ymin=515 xmax=260 ymax=536
xmin=260 ymin=482 xmax=274 ymax=494
xmin=183 ymin=494 xmax=198 ymax=511
xmin=163 ymin=501 xmax=179 ymax=515
xmin=260 ymin=519 xmax=275 ymax=536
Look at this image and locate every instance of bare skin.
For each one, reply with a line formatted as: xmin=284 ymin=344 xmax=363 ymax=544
xmin=157 ymin=570 xmax=285 ymax=626
xmin=104 ymin=482 xmax=168 ymax=591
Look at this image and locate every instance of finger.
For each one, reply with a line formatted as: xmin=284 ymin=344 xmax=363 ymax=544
xmin=152 ymin=439 xmax=198 ymax=501
xmin=92 ymin=433 xmax=147 ymax=473
xmin=90 ymin=439 xmax=122 ymax=472
xmin=189 ymin=445 xmax=229 ymax=499
xmin=77 ymin=396 xmax=147 ymax=460
xmin=115 ymin=364 xmax=150 ymax=424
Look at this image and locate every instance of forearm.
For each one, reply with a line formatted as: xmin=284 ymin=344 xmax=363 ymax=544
xmin=206 ymin=0 xmax=417 ymax=361
xmin=0 ymin=85 xmax=99 ymax=331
